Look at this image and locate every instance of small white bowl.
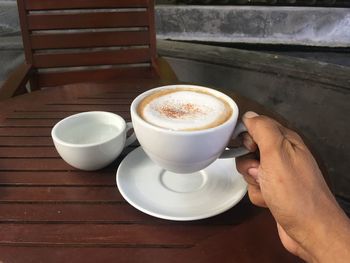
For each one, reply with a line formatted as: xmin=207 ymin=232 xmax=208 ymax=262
xmin=51 ymin=111 xmax=135 ymax=171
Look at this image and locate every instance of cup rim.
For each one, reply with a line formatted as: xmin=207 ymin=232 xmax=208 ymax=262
xmin=130 ymin=84 xmax=239 ymax=135
xmin=51 ymin=111 xmax=126 ymax=148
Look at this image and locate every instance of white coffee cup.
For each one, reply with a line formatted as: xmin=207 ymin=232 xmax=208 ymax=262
xmin=52 ymin=111 xmax=136 ymax=171
xmin=130 ymin=85 xmax=249 ymax=173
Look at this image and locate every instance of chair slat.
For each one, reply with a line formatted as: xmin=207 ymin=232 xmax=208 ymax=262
xmin=25 ymin=0 xmax=150 ymax=10
xmin=38 ymin=67 xmax=155 ymax=87
xmin=13 ymin=0 xmax=160 ymax=92
xmin=33 ymin=48 xmax=151 ymax=68
xmin=28 ymin=12 xmax=149 ymax=30
xmin=31 ymin=31 xmax=150 ymax=49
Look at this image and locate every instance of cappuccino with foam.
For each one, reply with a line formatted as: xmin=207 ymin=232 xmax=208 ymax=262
xmin=137 ymin=87 xmax=232 ymax=131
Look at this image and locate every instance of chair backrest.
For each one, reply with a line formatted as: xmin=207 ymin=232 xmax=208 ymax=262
xmin=17 ymin=0 xmax=158 ymax=89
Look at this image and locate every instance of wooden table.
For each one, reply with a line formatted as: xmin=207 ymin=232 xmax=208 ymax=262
xmin=0 ymin=79 xmax=301 ymax=262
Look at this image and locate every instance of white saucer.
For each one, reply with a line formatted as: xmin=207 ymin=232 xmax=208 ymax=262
xmin=116 ymin=147 xmax=247 ymax=221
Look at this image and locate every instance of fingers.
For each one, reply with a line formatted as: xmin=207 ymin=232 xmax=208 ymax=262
xmin=236 ymin=155 xmax=259 ymax=184
xmin=242 ymin=111 xmax=307 ymax=156
xmin=236 ymin=156 xmax=266 ymax=207
xmin=242 ymin=112 xmax=284 ymax=154
xmin=248 ymin=185 xmax=267 ymax=208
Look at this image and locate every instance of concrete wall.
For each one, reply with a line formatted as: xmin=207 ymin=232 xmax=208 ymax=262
xmin=0 ymin=1 xmax=20 ymax=36
xmin=0 ymin=0 xmax=21 ymax=86
xmin=156 ymin=5 xmax=350 ymax=47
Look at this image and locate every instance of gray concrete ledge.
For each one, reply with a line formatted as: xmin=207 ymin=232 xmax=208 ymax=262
xmin=157 ymin=40 xmax=350 ymax=90
xmin=1 ymin=2 xmax=350 ymax=46
xmin=156 ymin=6 xmax=350 ymax=47
xmin=0 ymin=36 xmax=22 ymax=49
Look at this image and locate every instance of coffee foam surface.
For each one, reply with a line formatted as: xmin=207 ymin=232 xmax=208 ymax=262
xmin=140 ymin=90 xmax=231 ymax=131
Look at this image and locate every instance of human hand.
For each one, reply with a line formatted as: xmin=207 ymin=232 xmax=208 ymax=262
xmin=236 ymin=111 xmax=350 ymax=263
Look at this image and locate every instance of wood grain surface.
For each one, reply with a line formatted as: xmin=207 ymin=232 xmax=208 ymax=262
xmin=0 ymin=79 xmax=302 ymax=262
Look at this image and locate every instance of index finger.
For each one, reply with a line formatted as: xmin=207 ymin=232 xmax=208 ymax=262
xmin=242 ymin=112 xmax=285 ymax=155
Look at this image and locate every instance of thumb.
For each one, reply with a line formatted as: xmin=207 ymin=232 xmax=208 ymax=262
xmin=242 ymin=111 xmax=284 ymax=154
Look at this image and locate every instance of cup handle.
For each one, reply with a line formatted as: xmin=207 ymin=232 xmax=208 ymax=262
xmin=125 ymin=122 xmax=137 ymax=147
xmin=219 ymin=122 xmax=250 ymax=159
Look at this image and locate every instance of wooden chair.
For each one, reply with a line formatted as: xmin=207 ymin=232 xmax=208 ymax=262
xmin=0 ymin=0 xmax=176 ymax=100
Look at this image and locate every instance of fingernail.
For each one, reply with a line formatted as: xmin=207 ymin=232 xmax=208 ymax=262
xmin=244 ymin=111 xmax=259 ymax=119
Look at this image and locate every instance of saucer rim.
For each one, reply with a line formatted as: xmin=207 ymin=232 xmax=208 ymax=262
xmin=116 ymin=146 xmax=247 ymax=221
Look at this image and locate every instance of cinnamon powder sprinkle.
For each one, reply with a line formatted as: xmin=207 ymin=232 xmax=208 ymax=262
xmin=157 ymin=103 xmax=203 ymax=119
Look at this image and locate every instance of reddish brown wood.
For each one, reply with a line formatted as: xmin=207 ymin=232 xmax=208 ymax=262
xmin=9 ymin=112 xmax=95 ymax=119
xmin=17 ymin=104 xmax=130 ymax=113
xmin=0 ymin=212 xmax=301 ymax=262
xmin=0 ymin=81 xmax=301 ymax=262
xmin=0 ymin=137 xmax=53 ymax=146
xmin=0 ymin=0 xmax=166 ymax=98
xmin=0 ymin=203 xmax=151 ymax=222
xmin=0 ymin=207 xmax=139 ymax=227
xmin=42 ymin=98 xmax=133 ymax=105
xmin=27 ymin=12 xmax=149 ymax=30
xmin=75 ymin=91 xmax=142 ymax=98
xmin=0 ymin=247 xmax=185 ymax=263
xmin=148 ymin=0 xmax=157 ymax=71
xmin=0 ymin=147 xmax=58 ymax=157
xmin=38 ymin=67 xmax=156 ymax=87
xmin=6 ymin=109 xmax=129 ymax=119
xmin=17 ymin=0 xmax=34 ymax=65
xmin=25 ymin=0 xmax=150 ymax=10
xmin=33 ymin=48 xmax=151 ymax=68
xmin=1 ymin=102 xmax=132 ymax=116
xmin=0 ymin=79 xmax=157 ymax=123
xmin=0 ymin=127 xmax=52 ymax=136
xmin=0 ymin=119 xmax=59 ymax=127
xmin=0 ymin=158 xmax=71 ymax=171
xmin=0 ymin=199 xmax=253 ymax=223
xmin=0 ymin=223 xmax=217 ymax=246
xmin=0 ymin=63 xmax=33 ymax=101
xmin=0 ymin=171 xmax=114 ymax=186
xmin=0 ymin=186 xmax=123 ymax=202
xmin=31 ymin=31 xmax=150 ymax=49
